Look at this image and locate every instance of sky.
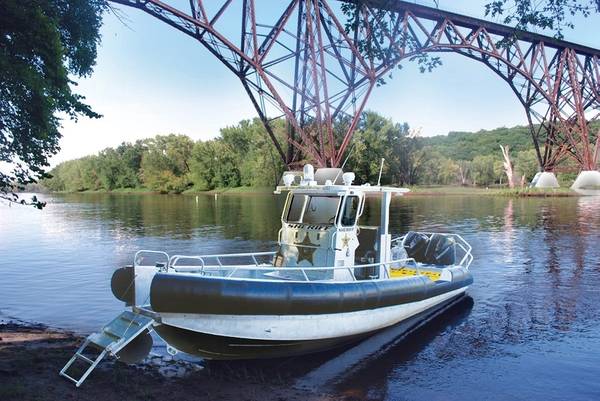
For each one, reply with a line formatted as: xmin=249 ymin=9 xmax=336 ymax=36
xmin=53 ymin=0 xmax=600 ymax=165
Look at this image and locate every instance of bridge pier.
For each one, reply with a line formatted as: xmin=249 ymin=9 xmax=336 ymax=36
xmin=532 ymin=172 xmax=560 ymax=189
xmin=571 ymin=171 xmax=600 ymax=194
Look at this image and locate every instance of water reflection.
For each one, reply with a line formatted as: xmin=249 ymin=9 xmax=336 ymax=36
xmin=1 ymin=193 xmax=600 ymax=399
xmin=333 ymin=296 xmax=474 ymax=401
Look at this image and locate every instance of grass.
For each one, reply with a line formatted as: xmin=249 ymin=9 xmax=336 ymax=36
xmin=47 ymin=184 xmax=583 ymax=197
xmin=405 ymin=185 xmax=579 ymax=197
xmin=72 ymin=187 xmax=155 ymax=194
xmin=495 ymin=186 xmax=578 ymax=197
xmin=183 ymin=186 xmax=274 ymax=195
xmin=406 ymin=185 xmax=495 ymax=195
xmin=108 ymin=187 xmax=154 ymax=194
xmin=81 ymin=188 xmax=156 ymax=194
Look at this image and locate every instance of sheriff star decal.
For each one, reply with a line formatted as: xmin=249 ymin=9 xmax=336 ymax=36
xmin=295 ymin=233 xmax=317 ymax=265
xmin=341 ymin=234 xmax=351 ymax=249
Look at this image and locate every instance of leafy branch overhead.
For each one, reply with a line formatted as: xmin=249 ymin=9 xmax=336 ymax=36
xmin=0 ymin=0 xmax=107 ymax=208
xmin=485 ymin=0 xmax=600 ymax=39
xmin=340 ymin=0 xmax=599 ymax=83
xmin=340 ymin=2 xmax=442 ymax=83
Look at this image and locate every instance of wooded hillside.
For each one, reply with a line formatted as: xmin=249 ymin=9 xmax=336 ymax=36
xmin=43 ymin=113 xmax=595 ymax=193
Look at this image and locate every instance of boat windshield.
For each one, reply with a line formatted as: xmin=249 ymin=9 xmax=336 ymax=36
xmin=286 ymin=195 xmax=341 ymax=225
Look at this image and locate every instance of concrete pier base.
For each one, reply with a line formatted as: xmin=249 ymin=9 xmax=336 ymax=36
xmin=571 ymin=170 xmax=600 ymax=195
xmin=532 ymin=172 xmax=560 ymax=188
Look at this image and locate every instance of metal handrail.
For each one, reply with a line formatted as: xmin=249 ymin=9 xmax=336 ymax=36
xmin=134 ymin=250 xmax=170 ymax=267
xmin=170 ymin=257 xmax=419 ymax=282
xmin=170 ymin=251 xmax=277 ymax=272
xmin=134 ymin=231 xmax=471 ymax=283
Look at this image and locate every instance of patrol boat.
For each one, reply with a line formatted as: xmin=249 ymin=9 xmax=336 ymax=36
xmin=60 ymin=165 xmax=473 ymax=386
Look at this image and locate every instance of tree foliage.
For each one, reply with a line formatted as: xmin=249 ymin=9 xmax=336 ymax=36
xmin=0 ymin=0 xmax=107 ymax=207
xmin=43 ymin=112 xmax=553 ymax=192
xmin=422 ymin=126 xmax=533 ymax=161
xmin=485 ymin=0 xmax=600 ymax=39
xmin=340 ymin=2 xmax=442 ymax=84
xmin=44 ymin=119 xmax=287 ymax=193
xmin=346 ymin=112 xmax=426 ymax=185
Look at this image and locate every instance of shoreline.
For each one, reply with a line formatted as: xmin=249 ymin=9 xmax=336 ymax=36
xmin=34 ymin=185 xmax=583 ymax=197
xmin=0 ymin=318 xmax=339 ymax=401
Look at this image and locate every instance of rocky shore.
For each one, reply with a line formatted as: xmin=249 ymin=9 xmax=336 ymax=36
xmin=0 ymin=319 xmax=350 ymax=401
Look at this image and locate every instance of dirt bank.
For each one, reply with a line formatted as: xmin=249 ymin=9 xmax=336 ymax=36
xmin=0 ymin=319 xmax=352 ymax=401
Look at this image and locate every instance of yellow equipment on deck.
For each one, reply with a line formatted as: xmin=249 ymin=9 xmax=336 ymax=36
xmin=390 ymin=268 xmax=441 ymax=281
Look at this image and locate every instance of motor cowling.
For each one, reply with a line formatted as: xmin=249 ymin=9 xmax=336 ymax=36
xmin=423 ymin=234 xmax=456 ymax=265
xmin=403 ymin=232 xmax=456 ymax=266
xmin=403 ymin=231 xmax=429 ymax=261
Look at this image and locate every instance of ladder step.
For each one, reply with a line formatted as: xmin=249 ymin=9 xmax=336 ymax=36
xmin=61 ymin=372 xmax=79 ymax=385
xmin=103 ymin=321 xmax=137 ymax=339
xmin=88 ymin=332 xmax=117 ymax=349
xmin=75 ymin=353 xmax=95 ymax=364
xmin=59 ymin=310 xmax=155 ymax=387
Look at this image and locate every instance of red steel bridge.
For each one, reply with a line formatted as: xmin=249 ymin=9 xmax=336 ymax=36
xmin=109 ymin=0 xmax=600 ymax=171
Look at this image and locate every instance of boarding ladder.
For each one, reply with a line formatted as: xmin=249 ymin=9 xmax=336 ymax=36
xmin=59 ymin=310 xmax=154 ymax=387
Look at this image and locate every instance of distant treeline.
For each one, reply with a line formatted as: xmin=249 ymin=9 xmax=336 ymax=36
xmin=44 ymin=111 xmax=586 ymax=193
xmin=43 ymin=119 xmax=287 ymax=193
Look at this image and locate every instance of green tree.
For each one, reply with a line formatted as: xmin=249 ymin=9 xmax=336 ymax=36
xmin=189 ymin=140 xmax=220 ymax=190
xmin=418 ymin=149 xmax=445 ymax=185
xmin=514 ymin=149 xmax=539 ymax=181
xmin=1 ymin=0 xmax=106 ymax=207
xmin=471 ymin=155 xmax=498 ymax=186
xmin=219 ymin=119 xmax=286 ymax=188
xmin=114 ymin=141 xmax=144 ymax=188
xmin=141 ymin=134 xmax=193 ymax=193
xmin=97 ymin=148 xmax=123 ymax=190
xmin=485 ymin=0 xmax=599 ymax=39
xmin=347 ymin=111 xmax=423 ymax=186
xmin=438 ymin=158 xmax=460 ymax=185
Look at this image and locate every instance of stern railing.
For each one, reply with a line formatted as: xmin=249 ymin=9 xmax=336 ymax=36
xmin=391 ymin=232 xmax=473 ymax=269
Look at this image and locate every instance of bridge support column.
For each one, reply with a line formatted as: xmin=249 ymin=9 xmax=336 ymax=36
xmin=532 ymin=172 xmax=560 ymax=188
xmin=571 ymin=171 xmax=600 ymax=194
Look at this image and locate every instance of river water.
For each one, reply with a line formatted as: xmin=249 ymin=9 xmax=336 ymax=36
xmin=1 ymin=193 xmax=599 ymax=400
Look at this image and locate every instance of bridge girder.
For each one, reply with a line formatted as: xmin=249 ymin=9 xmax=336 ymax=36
xmin=108 ymin=0 xmax=600 ymax=171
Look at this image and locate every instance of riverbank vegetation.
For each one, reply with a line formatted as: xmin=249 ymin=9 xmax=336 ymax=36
xmin=42 ymin=112 xmax=592 ymax=194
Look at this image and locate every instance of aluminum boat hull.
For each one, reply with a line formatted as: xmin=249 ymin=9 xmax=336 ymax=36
xmin=148 ymin=271 xmax=471 ymax=359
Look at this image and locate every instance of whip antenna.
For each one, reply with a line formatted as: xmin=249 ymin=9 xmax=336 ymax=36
xmin=333 ymin=144 xmax=355 ymax=184
xmin=377 ymin=158 xmax=385 ymax=186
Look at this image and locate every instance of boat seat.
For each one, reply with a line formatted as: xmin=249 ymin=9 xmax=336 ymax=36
xmin=354 ymin=226 xmax=379 ymax=280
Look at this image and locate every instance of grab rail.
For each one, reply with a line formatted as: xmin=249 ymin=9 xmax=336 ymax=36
xmin=170 ymin=257 xmax=419 ymax=282
xmin=132 ymin=231 xmax=471 ymax=283
xmin=170 ymin=251 xmax=277 ymax=271
xmin=134 ymin=250 xmax=170 ymax=268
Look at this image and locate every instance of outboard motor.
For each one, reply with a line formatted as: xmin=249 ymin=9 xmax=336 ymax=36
xmin=423 ymin=234 xmax=456 ymax=265
xmin=403 ymin=231 xmax=429 ymax=261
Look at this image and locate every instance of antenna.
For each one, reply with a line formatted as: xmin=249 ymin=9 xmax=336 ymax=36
xmin=340 ymin=144 xmax=355 ymax=170
xmin=333 ymin=144 xmax=355 ymax=184
xmin=377 ymin=158 xmax=385 ymax=186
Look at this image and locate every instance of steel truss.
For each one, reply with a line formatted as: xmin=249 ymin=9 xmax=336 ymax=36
xmin=109 ymin=0 xmax=600 ymax=171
